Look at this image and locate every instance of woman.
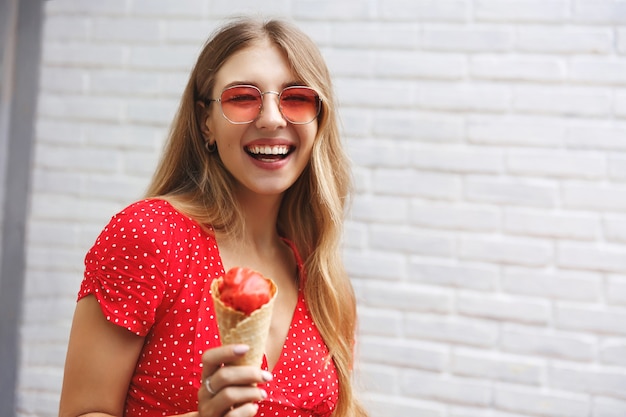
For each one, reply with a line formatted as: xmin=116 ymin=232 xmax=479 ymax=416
xmin=59 ymin=17 xmax=367 ymax=417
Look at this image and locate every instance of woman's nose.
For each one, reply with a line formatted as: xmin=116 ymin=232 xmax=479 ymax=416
xmin=255 ymin=92 xmax=287 ymax=129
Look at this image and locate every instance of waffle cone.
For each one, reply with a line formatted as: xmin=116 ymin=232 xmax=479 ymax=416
xmin=210 ymin=277 xmax=277 ymax=367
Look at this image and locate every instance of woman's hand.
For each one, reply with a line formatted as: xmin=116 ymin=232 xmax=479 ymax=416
xmin=198 ymin=345 xmax=272 ymax=417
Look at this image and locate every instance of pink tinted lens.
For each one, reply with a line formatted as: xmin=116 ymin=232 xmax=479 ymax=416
xmin=279 ymin=87 xmax=320 ymax=123
xmin=220 ymin=86 xmax=262 ymax=123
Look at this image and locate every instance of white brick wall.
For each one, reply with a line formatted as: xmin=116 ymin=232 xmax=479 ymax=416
xmin=17 ymin=1 xmax=626 ymax=417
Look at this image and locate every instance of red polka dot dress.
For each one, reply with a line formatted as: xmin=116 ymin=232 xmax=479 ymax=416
xmin=78 ymin=199 xmax=339 ymax=417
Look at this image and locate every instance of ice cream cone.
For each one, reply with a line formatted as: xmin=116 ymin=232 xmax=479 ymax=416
xmin=210 ymin=277 xmax=277 ymax=367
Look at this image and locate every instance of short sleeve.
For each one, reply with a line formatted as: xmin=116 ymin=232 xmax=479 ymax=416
xmin=79 ymin=201 xmax=172 ymax=336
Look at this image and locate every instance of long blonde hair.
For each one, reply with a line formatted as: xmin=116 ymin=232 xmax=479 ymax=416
xmin=145 ymin=18 xmax=367 ymax=417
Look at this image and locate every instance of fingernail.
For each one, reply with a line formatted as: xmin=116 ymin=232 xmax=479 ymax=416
xmin=233 ymin=344 xmax=249 ymax=355
xmin=261 ymin=370 xmax=273 ymax=382
xmin=259 ymin=389 xmax=268 ymax=399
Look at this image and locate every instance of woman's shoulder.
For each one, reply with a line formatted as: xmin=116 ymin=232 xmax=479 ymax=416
xmin=109 ymin=198 xmax=209 ymax=234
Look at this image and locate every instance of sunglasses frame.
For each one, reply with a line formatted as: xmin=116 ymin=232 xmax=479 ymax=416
xmin=207 ymin=84 xmax=322 ymax=125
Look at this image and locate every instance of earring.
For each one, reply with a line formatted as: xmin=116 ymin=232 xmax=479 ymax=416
xmin=205 ymin=140 xmax=217 ymax=153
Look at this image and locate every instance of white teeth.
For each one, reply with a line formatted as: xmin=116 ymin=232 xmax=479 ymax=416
xmin=248 ymin=145 xmax=289 ymax=155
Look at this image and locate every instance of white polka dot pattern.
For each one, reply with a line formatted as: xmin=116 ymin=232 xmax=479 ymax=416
xmin=78 ymin=199 xmax=339 ymax=417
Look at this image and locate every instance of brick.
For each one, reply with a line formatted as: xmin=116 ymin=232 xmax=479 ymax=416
xmin=417 ymin=81 xmax=511 ymax=112
xmin=324 ymin=49 xmax=374 ymax=78
xmin=293 ymin=0 xmax=374 ymax=19
xmin=351 ymin=167 xmax=371 ymax=193
xmin=607 ymin=275 xmax=626 ymax=305
xmin=42 ymin=42 xmax=127 ymax=67
xmin=401 ymin=369 xmax=492 ymax=406
xmin=451 ymin=348 xmax=543 ymax=385
xmin=563 ymin=182 xmax=626 ymax=212
xmin=513 ymin=85 xmax=612 ymax=117
xmin=343 ymin=248 xmax=406 ymax=281
xmin=335 ymin=78 xmax=412 ymax=108
xmin=410 ymin=202 xmax=500 ymax=232
xmin=24 ymin=270 xmax=80 ymax=297
xmin=516 ymin=26 xmax=612 ymax=54
xmin=350 ymin=195 xmax=408 ymax=223
xmin=331 ymin=22 xmax=419 ymax=49
xmin=572 ymin=1 xmax=626 ymax=24
xmin=373 ymin=110 xmax=464 ymax=142
xmin=358 ymin=364 xmax=399 ymax=395
xmin=129 ymin=45 xmax=198 ymax=71
xmin=343 ymin=221 xmax=368 ymax=249
xmin=475 ymin=0 xmax=569 ymax=22
xmin=405 ymin=314 xmax=498 ymax=347
xmin=297 ymin=21 xmax=333 ymax=47
xmin=556 ymin=304 xmax=626 ymax=336
xmin=566 ymin=123 xmax=626 ymax=150
xmin=617 ymin=89 xmax=626 ymax=117
xmin=93 ymin=17 xmax=161 ymax=42
xmin=422 ymin=25 xmax=513 ymax=52
xmin=17 ymin=391 xmax=62 ymax=417
xmin=45 ymin=0 xmax=128 ymax=14
xmin=163 ymin=20 xmax=219 ymax=43
xmin=467 ymin=115 xmax=564 ymax=147
xmin=458 ymin=292 xmax=550 ymax=324
xmin=504 ymin=208 xmax=600 ymax=241
xmin=558 ymin=242 xmax=626 ymax=273
xmin=412 ymin=146 xmax=503 ymax=174
xmin=81 ymin=176 xmax=147 ymax=203
xmin=342 ymin=108 xmax=373 ymax=137
xmin=22 ymin=295 xmax=76 ymax=328
xmin=592 ymin=397 xmax=626 ymax=417
xmin=27 ymin=220 xmax=78 ymax=247
xmin=346 ymin=139 xmax=412 ymax=168
xmin=494 ymin=384 xmax=590 ymax=417
xmin=503 ymin=266 xmax=602 ymax=302
xmin=501 ymin=324 xmax=594 ymax=361
xmin=358 ymin=307 xmax=403 ymax=337
xmin=373 ymin=170 xmax=461 ymax=200
xmin=130 ymin=0 xmax=208 ymax=17
xmin=38 ymin=93 xmax=124 ymax=122
xmin=26 ymin=247 xmax=85 ymax=274
xmin=408 ymin=259 xmax=498 ymax=291
xmin=40 ymin=67 xmax=86 ymax=94
xmin=374 ymin=51 xmax=466 ymax=79
xmin=371 ymin=225 xmax=455 ymax=258
xmin=160 ymin=71 xmax=191 ymax=97
xmin=569 ymin=58 xmax=626 ymax=85
xmin=550 ymin=364 xmax=626 ymax=399
xmin=35 ymin=144 xmax=119 ymax=173
xmin=21 ymin=343 xmax=69 ymax=368
xmin=600 ymin=340 xmax=626 ymax=367
xmin=619 ymin=28 xmax=626 ymax=54
xmin=360 ymin=281 xmax=452 ymax=313
xmin=83 ymin=123 xmax=163 ymax=150
xmin=460 ymin=235 xmax=553 ymax=267
xmin=465 ymin=176 xmax=558 ymax=208
xmin=364 ymin=395 xmax=444 ymax=417
xmin=506 ymin=149 xmax=606 ymax=179
xmin=379 ymin=0 xmax=469 ymax=22
xmin=31 ymin=170 xmax=81 ymax=196
xmin=126 ymin=97 xmax=179 ymax=126
xmin=43 ymin=15 xmax=92 ymax=41
xmin=360 ymin=336 xmax=447 ymax=371
xmin=608 ymin=154 xmax=626 ymax=182
xmin=21 ymin=323 xmax=71 ymax=345
xmin=471 ymin=54 xmax=565 ymax=82
xmin=35 ymin=119 xmax=83 ymax=145
xmin=89 ymin=70 xmax=161 ymax=96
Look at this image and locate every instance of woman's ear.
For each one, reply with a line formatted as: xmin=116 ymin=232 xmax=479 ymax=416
xmin=195 ymin=101 xmax=212 ymax=140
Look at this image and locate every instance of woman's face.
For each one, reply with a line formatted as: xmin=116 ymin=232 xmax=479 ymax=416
xmin=205 ymin=39 xmax=318 ymax=201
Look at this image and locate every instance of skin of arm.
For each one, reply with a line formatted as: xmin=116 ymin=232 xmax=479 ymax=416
xmin=59 ymin=295 xmax=146 ymax=417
